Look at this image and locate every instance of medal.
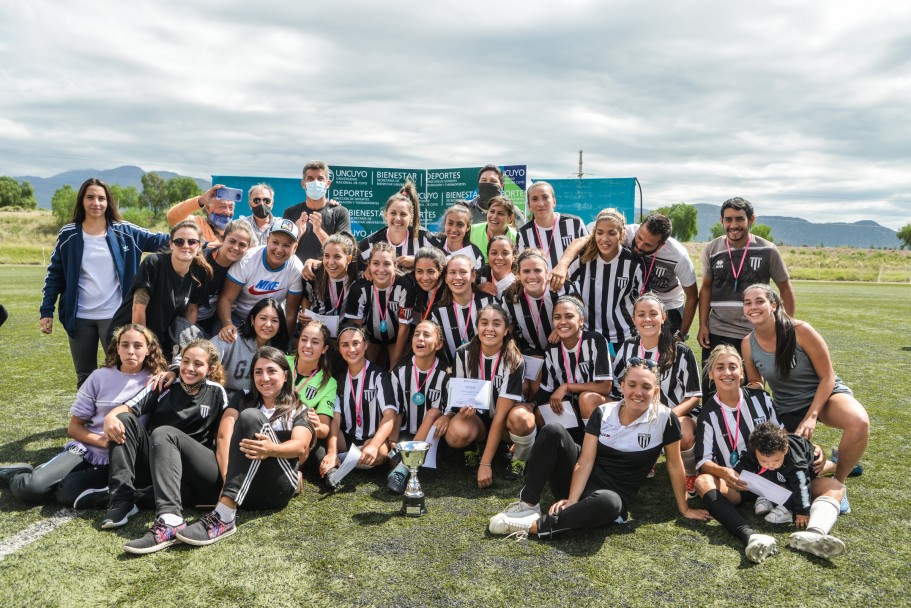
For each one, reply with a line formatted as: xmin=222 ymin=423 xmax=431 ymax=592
xmin=380 ymin=320 xmax=388 ymax=333
xmin=411 ymin=357 xmax=436 ymax=410
xmin=412 ymin=392 xmax=425 ymax=405
xmin=730 ymin=451 xmax=740 ymax=466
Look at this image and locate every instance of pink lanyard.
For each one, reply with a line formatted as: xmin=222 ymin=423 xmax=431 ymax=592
xmin=533 ymin=215 xmax=558 ymax=260
xmin=725 ymin=236 xmax=751 ymax=292
xmin=329 ymin=279 xmax=346 ymax=313
xmin=454 ymin=297 xmax=474 ymax=344
xmin=714 ymin=393 xmax=743 ymax=455
xmin=386 ymin=228 xmax=409 ymax=255
xmin=413 ymin=357 xmax=436 ymax=395
xmin=639 ymin=343 xmax=659 ymax=361
xmin=348 ymin=364 xmax=367 ymax=428
xmin=524 ymin=292 xmax=546 ymax=340
xmin=479 ymin=352 xmax=501 ymax=382
xmin=639 ymin=245 xmax=664 ymax=294
xmin=373 ymin=285 xmax=388 ymax=326
xmin=294 ymin=367 xmax=319 ymax=395
xmin=561 ymin=335 xmax=581 ymax=383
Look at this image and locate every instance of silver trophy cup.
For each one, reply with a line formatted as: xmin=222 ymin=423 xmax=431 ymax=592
xmin=396 ymin=441 xmax=431 ymax=517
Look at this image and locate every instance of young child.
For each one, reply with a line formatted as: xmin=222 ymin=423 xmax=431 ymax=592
xmin=429 ymin=254 xmax=496 ymax=363
xmin=736 ymin=422 xmax=846 ymax=559
xmin=477 ymin=235 xmax=516 ymax=298
xmin=346 ymin=242 xmax=415 ymax=368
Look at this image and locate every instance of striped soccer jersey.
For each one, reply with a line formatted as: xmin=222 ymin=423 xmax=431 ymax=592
xmin=695 ymin=387 xmax=780 ymax=471
xmin=567 ymin=247 xmax=643 ymax=343
xmin=612 ymin=340 xmax=702 ymax=408
xmin=516 ymin=213 xmax=588 ymax=269
xmin=390 ymin=356 xmax=450 ymax=435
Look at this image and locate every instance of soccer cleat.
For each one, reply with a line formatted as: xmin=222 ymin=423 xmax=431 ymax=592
xmin=839 ymin=488 xmax=851 ymax=515
xmin=754 ymin=497 xmax=774 ymax=516
xmin=488 ymin=511 xmax=539 ymax=538
xmin=504 ymin=459 xmax=526 ymax=481
xmin=685 ymin=475 xmax=698 ymax=499
xmin=829 ymin=447 xmax=864 ymax=477
xmin=386 ymin=463 xmax=409 ymax=495
xmin=764 ymin=505 xmax=793 ymax=524
xmin=175 ymin=511 xmax=236 ymax=546
xmin=73 ymin=486 xmax=109 ymax=510
xmin=788 ymin=531 xmax=846 ymax=560
xmin=745 ymin=533 xmax=779 ymax=563
xmin=123 ymin=518 xmax=186 ymax=555
xmin=463 ymin=449 xmax=480 ymax=469
xmin=101 ymin=502 xmax=139 ymax=529
xmin=0 ymin=464 xmax=33 ymax=487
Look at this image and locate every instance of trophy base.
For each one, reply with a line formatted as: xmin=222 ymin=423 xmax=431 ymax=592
xmin=401 ymin=494 xmax=427 ymax=517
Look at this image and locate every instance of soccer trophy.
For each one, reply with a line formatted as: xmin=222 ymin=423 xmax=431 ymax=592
xmin=396 ymin=440 xmax=431 ymax=517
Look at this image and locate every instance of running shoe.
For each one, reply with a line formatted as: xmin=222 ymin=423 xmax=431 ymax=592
xmin=754 ymin=497 xmax=774 ymax=516
xmin=764 ymin=505 xmax=793 ymax=524
xmin=123 ymin=518 xmax=186 ymax=555
xmin=386 ymin=463 xmax=409 ymax=495
xmin=176 ymin=511 xmax=236 ymax=546
xmin=73 ymin=486 xmax=109 ymax=510
xmin=101 ymin=502 xmax=139 ymax=530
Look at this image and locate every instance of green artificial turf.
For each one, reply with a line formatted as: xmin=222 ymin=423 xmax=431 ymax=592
xmin=1 ymin=266 xmax=909 ymax=607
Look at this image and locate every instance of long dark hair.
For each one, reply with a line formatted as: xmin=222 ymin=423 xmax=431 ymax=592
xmin=315 ymin=233 xmax=357 ymax=302
xmin=436 ymin=253 xmax=476 ymax=306
xmin=504 ymin=248 xmax=548 ymax=304
xmin=72 ymin=178 xmax=122 ymax=225
xmin=169 ymin=220 xmax=214 ymax=285
xmin=292 ymin=320 xmax=333 ymax=392
xmin=438 ymin=203 xmax=473 ymax=248
xmin=239 ymin=298 xmax=290 ymax=350
xmin=634 ymin=293 xmax=675 ymax=373
xmin=244 ymin=346 xmax=303 ymax=425
xmin=465 ymin=303 xmax=523 ymax=375
xmin=745 ymin=283 xmax=796 ymax=380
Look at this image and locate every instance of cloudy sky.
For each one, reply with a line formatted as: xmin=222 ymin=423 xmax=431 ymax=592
xmin=1 ymin=1 xmax=909 ymax=228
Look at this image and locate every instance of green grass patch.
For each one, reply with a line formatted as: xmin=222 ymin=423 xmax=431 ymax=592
xmin=1 ymin=268 xmax=911 ymax=606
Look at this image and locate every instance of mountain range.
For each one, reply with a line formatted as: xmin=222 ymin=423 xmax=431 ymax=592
xmin=11 ymin=167 xmax=902 ymax=248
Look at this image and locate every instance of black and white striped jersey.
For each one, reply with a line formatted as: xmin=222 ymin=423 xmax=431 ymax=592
xmin=516 ymin=213 xmax=588 ymax=269
xmin=567 ymin=247 xmax=643 ymax=343
xmin=333 ymin=361 xmax=397 ymax=444
xmin=412 ymin=279 xmax=443 ymax=323
xmin=476 ymin=265 xmax=515 ymax=298
xmin=303 ymin=268 xmax=352 ymax=316
xmin=441 ymin=241 xmax=484 ymax=271
xmin=390 ymin=356 xmax=450 ymax=435
xmin=537 ymin=331 xmax=613 ymax=400
xmin=345 ymin=277 xmax=415 ymax=342
xmin=502 ymin=286 xmax=578 ymax=354
xmin=611 ymin=340 xmax=702 ymax=408
xmin=453 ymin=345 xmax=525 ymax=417
xmin=429 ymin=293 xmax=497 ymax=363
xmin=695 ymin=388 xmax=780 ymax=471
xmin=358 ymin=227 xmax=442 ymax=268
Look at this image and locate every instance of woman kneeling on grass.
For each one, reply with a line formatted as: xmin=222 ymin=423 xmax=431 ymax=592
xmin=124 ymin=347 xmax=317 ymax=553
xmin=487 ymin=359 xmax=710 ymax=539
xmin=0 ymin=325 xmax=167 ymax=508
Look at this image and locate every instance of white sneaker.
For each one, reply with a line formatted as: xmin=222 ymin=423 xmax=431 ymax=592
xmin=501 ymin=500 xmax=542 ymax=517
xmin=764 ymin=505 xmax=793 ymax=524
xmin=789 ymin=531 xmax=846 ymax=560
xmin=754 ymin=497 xmax=774 ymax=516
xmin=745 ymin=533 xmax=779 ymax=563
xmin=488 ymin=512 xmax=539 ymax=538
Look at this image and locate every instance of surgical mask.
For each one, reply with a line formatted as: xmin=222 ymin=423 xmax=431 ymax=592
xmin=208 ymin=212 xmax=232 ymax=231
xmin=251 ymin=204 xmax=271 ymax=219
xmin=306 ymin=180 xmax=328 ymax=201
xmin=477 ymin=182 xmax=501 ymax=204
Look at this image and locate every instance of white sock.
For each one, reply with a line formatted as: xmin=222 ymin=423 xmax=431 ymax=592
xmin=159 ymin=513 xmax=184 ymax=527
xmin=509 ymin=429 xmax=537 ymax=462
xmin=681 ymin=445 xmax=697 ymax=477
xmin=215 ymin=502 xmax=236 ymax=523
xmin=806 ymin=495 xmax=840 ymax=535
xmin=582 ymin=418 xmax=589 ymax=427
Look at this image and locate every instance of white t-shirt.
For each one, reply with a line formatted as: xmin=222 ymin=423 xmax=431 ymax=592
xmin=77 ymin=232 xmax=121 ymax=319
xmin=624 ymin=224 xmax=696 ymax=309
xmin=227 ymin=246 xmax=304 ymax=319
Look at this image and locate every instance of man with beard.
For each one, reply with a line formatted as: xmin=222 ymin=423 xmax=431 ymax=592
xmin=465 ymin=164 xmax=527 ymax=226
xmin=697 ymin=197 xmax=793 ymax=366
xmin=237 ymin=183 xmax=276 ymax=246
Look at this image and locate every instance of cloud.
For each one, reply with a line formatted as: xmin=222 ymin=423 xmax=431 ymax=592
xmin=1 ymin=0 xmax=909 ymax=228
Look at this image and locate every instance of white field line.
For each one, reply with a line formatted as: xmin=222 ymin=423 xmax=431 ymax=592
xmin=0 ymin=509 xmax=76 ymax=561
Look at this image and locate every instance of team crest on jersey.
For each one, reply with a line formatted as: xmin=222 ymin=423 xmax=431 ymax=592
xmin=388 ymin=300 xmax=400 ymax=313
xmin=305 ymin=385 xmax=318 ymax=401
xmin=426 ymin=389 xmax=441 ymax=403
xmin=493 ymin=376 xmax=504 ymax=389
xmin=654 ymin=266 xmax=666 ymax=277
xmin=400 ymin=307 xmax=412 ymax=321
xmin=754 ymin=416 xmax=766 ymax=425
xmin=777 ymin=472 xmax=786 ymax=483
xmin=577 ymin=362 xmax=591 ymax=375
xmin=749 ymin=257 xmax=762 ymax=271
xmin=561 ymin=235 xmax=574 ymax=247
xmin=616 ymin=277 xmax=629 ymax=290
xmin=363 ymin=389 xmax=377 ymax=402
xmin=637 ymin=433 xmax=651 ymax=449
xmin=200 ymin=404 xmax=210 ymax=418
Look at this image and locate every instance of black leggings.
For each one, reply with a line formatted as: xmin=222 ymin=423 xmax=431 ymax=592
xmin=221 ymin=409 xmax=300 ymax=510
xmin=521 ymin=424 xmax=624 ymax=538
xmin=8 ymin=449 xmax=107 ymax=506
xmin=150 ymin=426 xmax=221 ymax=518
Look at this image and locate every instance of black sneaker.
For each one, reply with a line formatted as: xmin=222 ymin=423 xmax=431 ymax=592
xmin=101 ymin=501 xmax=139 ymax=529
xmin=386 ymin=463 xmax=409 ymax=495
xmin=123 ymin=518 xmax=186 ymax=555
xmin=325 ymin=467 xmax=341 ymax=489
xmin=175 ymin=511 xmax=236 ymax=546
xmin=0 ymin=463 xmax=33 ymax=487
xmin=73 ymin=486 xmax=109 ymax=510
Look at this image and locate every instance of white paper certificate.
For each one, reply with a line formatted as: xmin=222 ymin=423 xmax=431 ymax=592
xmin=446 ymin=379 xmax=492 ymax=412
xmin=307 ymin=312 xmax=340 ymax=337
xmin=739 ymin=470 xmax=793 ymax=505
xmin=539 ymin=402 xmax=579 ymax=429
xmin=523 ymin=356 xmax=545 ymax=381
xmin=448 ymin=245 xmax=477 ymax=266
xmin=421 ymin=425 xmax=440 ymax=469
xmin=494 ymin=273 xmax=515 ymax=297
xmin=327 ymin=444 xmax=361 ymax=486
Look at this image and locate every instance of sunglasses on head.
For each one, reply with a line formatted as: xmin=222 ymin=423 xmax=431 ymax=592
xmin=172 ymin=238 xmax=201 ymax=247
xmin=627 ymin=357 xmax=658 ymax=370
xmin=253 ymin=197 xmax=272 ymax=204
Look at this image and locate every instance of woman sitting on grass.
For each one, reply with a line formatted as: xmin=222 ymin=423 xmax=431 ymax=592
xmin=0 ymin=325 xmax=167 ymax=509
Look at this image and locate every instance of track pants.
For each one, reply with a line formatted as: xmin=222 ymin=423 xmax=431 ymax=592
xmin=9 ymin=449 xmax=107 ymax=506
xmin=150 ymin=426 xmax=221 ymax=518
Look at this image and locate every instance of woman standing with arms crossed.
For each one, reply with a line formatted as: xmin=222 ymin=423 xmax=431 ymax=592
xmin=40 ymin=178 xmax=170 ymax=387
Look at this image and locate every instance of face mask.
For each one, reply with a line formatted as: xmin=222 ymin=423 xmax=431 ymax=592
xmin=208 ymin=212 xmax=232 ymax=231
xmin=306 ymin=180 xmax=328 ymax=201
xmin=251 ymin=204 xmax=271 ymax=219
xmin=477 ymin=182 xmax=501 ymax=205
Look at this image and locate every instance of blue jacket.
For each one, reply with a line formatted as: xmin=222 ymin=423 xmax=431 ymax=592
xmin=40 ymin=221 xmax=170 ymax=335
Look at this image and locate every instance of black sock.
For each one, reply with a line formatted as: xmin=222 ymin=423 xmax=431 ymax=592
xmin=702 ymin=489 xmax=754 ymax=544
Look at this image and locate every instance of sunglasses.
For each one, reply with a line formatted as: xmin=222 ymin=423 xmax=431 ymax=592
xmin=172 ymin=238 xmax=201 ymax=247
xmin=252 ymin=197 xmax=272 ymax=204
xmin=627 ymin=357 xmax=658 ymax=370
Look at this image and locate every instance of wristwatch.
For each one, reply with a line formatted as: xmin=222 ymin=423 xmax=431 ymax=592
xmin=674 ymin=330 xmax=689 ymax=341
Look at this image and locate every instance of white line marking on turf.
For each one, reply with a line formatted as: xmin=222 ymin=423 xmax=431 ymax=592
xmin=0 ymin=509 xmax=76 ymax=561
